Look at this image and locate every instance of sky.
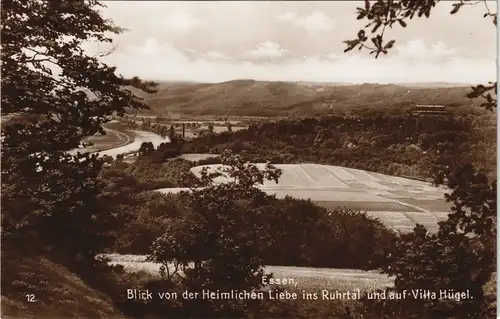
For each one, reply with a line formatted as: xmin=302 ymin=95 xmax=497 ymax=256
xmin=90 ymin=1 xmax=497 ymax=84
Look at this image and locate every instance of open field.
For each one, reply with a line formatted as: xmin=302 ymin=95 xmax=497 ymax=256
xmin=198 ymin=125 xmax=248 ymax=133
xmin=175 ymin=153 xmax=219 ymax=162
xmin=157 ymin=163 xmax=450 ymax=232
xmin=102 ymin=254 xmax=393 ymax=293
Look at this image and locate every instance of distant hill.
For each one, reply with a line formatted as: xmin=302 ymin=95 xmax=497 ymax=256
xmin=128 ymin=80 xmax=485 ymax=117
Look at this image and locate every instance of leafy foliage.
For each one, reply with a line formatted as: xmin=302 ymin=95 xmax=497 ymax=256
xmin=1 ymin=0 xmax=157 ymax=261
xmin=180 ymin=114 xmax=495 ymax=182
xmin=466 ymin=82 xmax=497 ymax=111
xmin=101 ymin=149 xmax=396 ymax=269
xmin=345 ymin=0 xmax=497 ymax=112
xmin=138 ymin=142 xmax=155 ymax=157
xmin=343 ymin=2 xmax=497 ymax=318
xmin=146 ymin=150 xmax=281 ymax=317
xmin=207 ymin=123 xmax=215 ymax=134
xmin=112 ymin=150 xmax=394 ymax=318
xmin=353 ymin=167 xmax=496 ymax=318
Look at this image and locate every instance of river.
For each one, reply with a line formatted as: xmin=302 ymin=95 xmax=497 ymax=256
xmin=68 ymin=129 xmax=170 ymax=158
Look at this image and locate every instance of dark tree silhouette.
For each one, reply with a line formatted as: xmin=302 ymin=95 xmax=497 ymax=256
xmin=1 ymin=0 xmax=157 ymax=262
xmin=148 ymin=150 xmax=283 ymax=317
xmin=138 ymin=142 xmax=155 ymax=157
xmin=343 ymin=1 xmax=497 ymax=318
xmin=344 ymin=0 xmax=496 ymax=112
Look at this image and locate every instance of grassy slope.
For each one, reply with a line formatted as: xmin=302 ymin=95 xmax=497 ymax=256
xmin=1 ymin=251 xmax=125 ymax=319
xmin=131 ymin=81 xmax=484 ymax=117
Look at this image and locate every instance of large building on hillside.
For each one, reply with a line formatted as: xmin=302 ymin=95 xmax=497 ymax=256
xmin=411 ymin=104 xmax=450 ymax=116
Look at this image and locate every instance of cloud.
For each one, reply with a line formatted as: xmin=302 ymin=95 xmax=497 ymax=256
xmin=100 ymin=1 xmax=495 ymax=67
xmin=323 ymin=52 xmax=342 ymax=61
xmin=162 ymin=11 xmax=202 ymax=33
xmin=114 ymin=37 xmax=190 ymax=65
xmin=396 ymin=39 xmax=457 ymax=62
xmin=246 ymin=41 xmax=288 ymax=58
xmin=294 ymin=12 xmax=336 ymax=32
xmin=276 ymin=11 xmax=336 ymax=32
xmin=102 ymin=38 xmax=495 ymax=84
xmin=203 ymin=50 xmax=233 ymax=60
xmin=276 ymin=12 xmax=297 ymax=21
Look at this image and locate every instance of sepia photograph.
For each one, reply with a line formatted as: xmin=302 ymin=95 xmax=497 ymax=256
xmin=1 ymin=0 xmax=497 ymax=318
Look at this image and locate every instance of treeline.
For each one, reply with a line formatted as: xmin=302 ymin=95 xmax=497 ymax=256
xmin=115 ymin=112 xmax=495 ymax=190
xmin=179 ymin=113 xmax=496 ymax=182
xmin=68 ymin=93 xmax=496 ymax=319
xmin=100 ymin=159 xmax=396 ymax=270
xmin=93 ymin=154 xmax=397 ymax=319
xmin=119 ymin=117 xmax=221 ymax=139
xmin=98 ymin=149 xmax=496 ymax=319
xmin=102 ymin=156 xmax=197 ymax=190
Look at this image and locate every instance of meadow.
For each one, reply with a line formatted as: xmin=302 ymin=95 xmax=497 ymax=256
xmin=156 ymin=163 xmax=450 ymax=233
xmin=102 ymin=254 xmax=394 ymax=293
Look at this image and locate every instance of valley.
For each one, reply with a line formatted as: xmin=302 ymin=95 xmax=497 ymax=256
xmin=3 ymin=1 xmax=496 ymax=318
